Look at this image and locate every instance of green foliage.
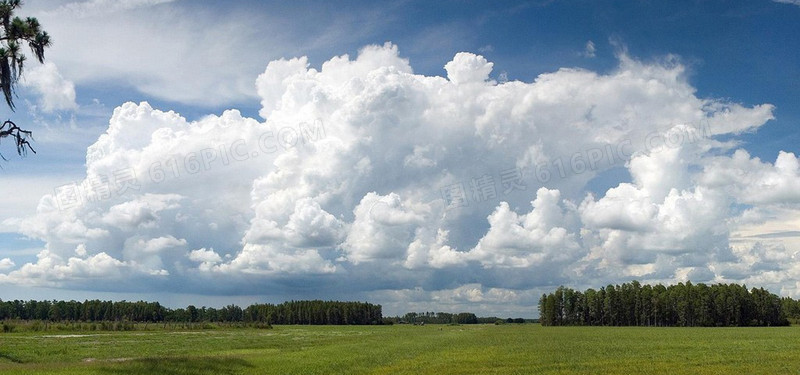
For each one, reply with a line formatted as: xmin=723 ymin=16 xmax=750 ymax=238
xmin=0 ymin=299 xmax=384 ymax=326
xmin=28 ymin=320 xmax=42 ymax=331
xmin=0 ymin=0 xmax=50 ymax=109
xmin=539 ymin=281 xmax=792 ymax=327
xmin=242 ymin=300 xmax=383 ymax=325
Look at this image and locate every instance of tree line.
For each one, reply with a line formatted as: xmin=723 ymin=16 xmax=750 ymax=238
xmin=0 ymin=299 xmax=383 ymax=325
xmin=383 ymin=312 xmax=527 ymax=325
xmin=242 ymin=300 xmax=382 ymax=325
xmin=393 ymin=311 xmax=480 ymax=324
xmin=539 ymin=281 xmax=795 ymax=327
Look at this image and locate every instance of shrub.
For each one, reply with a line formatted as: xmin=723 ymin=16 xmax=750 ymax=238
xmin=30 ymin=320 xmax=44 ymax=331
xmin=253 ymin=322 xmax=272 ymax=329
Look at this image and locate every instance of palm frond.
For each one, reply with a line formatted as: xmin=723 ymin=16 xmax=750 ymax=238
xmin=30 ymin=31 xmax=49 ymax=63
xmin=7 ymin=40 xmax=19 ymax=80
xmin=0 ymin=54 xmax=15 ymax=110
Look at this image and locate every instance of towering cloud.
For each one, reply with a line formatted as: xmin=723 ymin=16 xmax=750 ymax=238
xmin=5 ymin=43 xmax=797 ymax=313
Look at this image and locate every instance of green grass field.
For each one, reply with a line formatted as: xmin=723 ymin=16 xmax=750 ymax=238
xmin=1 ymin=324 xmax=800 ymax=374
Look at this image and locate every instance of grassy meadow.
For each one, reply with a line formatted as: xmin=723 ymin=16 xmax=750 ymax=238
xmin=1 ymin=324 xmax=799 ymax=374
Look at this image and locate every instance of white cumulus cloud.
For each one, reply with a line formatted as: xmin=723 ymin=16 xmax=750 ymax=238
xmin=22 ymin=62 xmax=77 ymax=112
xmin=7 ymin=42 xmax=798 ymax=309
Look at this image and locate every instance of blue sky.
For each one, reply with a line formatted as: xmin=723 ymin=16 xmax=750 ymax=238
xmin=0 ymin=0 xmax=798 ymax=317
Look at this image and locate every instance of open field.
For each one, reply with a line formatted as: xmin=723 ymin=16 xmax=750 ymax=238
xmin=1 ymin=324 xmax=800 ymax=374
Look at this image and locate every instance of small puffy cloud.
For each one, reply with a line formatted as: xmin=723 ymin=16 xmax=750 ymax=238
xmin=444 ymin=52 xmax=493 ymax=84
xmin=189 ymin=248 xmax=222 ymax=264
xmin=583 ymin=40 xmax=596 ymax=58
xmin=188 ymin=248 xmax=222 ymax=271
xmin=74 ymin=244 xmax=87 ymax=257
xmin=0 ymin=258 xmax=15 ymax=271
xmin=22 ymin=62 xmax=77 ymax=112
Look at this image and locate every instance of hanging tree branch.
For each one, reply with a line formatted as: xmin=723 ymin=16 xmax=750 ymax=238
xmin=0 ymin=119 xmax=34 ymax=159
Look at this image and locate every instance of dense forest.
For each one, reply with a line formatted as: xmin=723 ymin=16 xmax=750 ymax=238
xmin=539 ymin=281 xmax=800 ymax=327
xmin=0 ymin=299 xmax=383 ymax=325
